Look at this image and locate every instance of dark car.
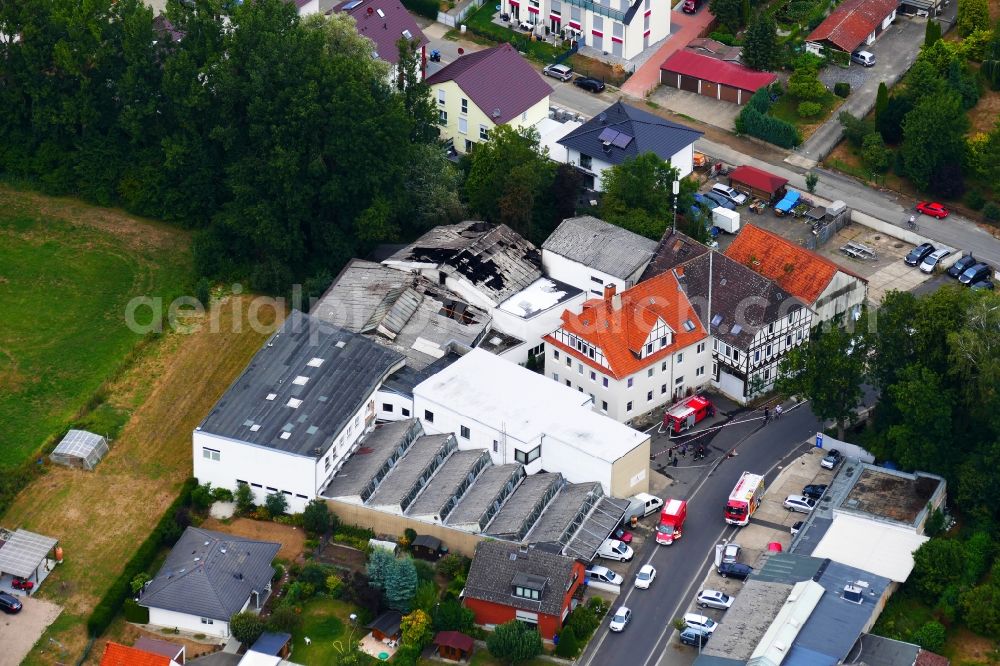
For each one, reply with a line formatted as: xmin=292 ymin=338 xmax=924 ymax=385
xmin=680 ymin=627 xmax=710 ymax=647
xmin=718 ymin=562 xmax=753 ymax=580
xmin=704 ymin=191 xmax=736 ymax=210
xmin=959 ymin=262 xmax=991 ymax=286
xmin=574 ymin=76 xmax=606 ymax=93
xmin=904 ymin=243 xmax=936 ymax=267
xmin=970 ymin=279 xmax=994 ymax=291
xmin=0 ymin=591 xmax=22 ymax=614
xmin=802 ymin=484 xmax=828 ymax=500
xmin=948 ymin=254 xmax=976 ymax=278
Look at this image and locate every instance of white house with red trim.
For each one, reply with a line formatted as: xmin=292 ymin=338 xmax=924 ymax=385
xmin=500 ymin=0 xmax=670 ymax=61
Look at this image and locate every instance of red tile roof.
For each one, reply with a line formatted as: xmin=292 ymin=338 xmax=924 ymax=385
xmin=916 ymin=650 xmax=950 ymax=666
xmin=729 ymin=165 xmax=788 ymax=196
xmin=546 ymin=271 xmax=707 ymax=380
xmin=805 ymin=0 xmax=898 ymax=53
xmin=100 ymin=643 xmax=172 ymax=666
xmin=336 ymin=0 xmax=428 ymax=65
xmin=723 ymin=224 xmax=865 ymax=306
xmin=425 ymin=44 xmax=551 ymax=124
xmin=434 ymin=630 xmax=475 ymax=652
xmin=660 ymin=50 xmax=776 ymax=93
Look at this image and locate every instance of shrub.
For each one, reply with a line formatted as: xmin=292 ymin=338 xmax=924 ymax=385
xmin=272 ymin=563 xmax=285 ymax=583
xmin=195 ymin=278 xmax=212 ymax=308
xmin=413 ymin=559 xmax=436 ymax=584
xmin=432 ymin=599 xmax=475 ymax=632
xmin=965 ymin=190 xmax=986 ymax=210
xmin=735 ymin=90 xmax=801 ymax=148
xmin=268 ymin=604 xmax=303 ymax=634
xmin=805 ymin=172 xmax=819 ymax=193
xmin=130 ymin=573 xmax=152 ymax=596
xmin=299 ymin=563 xmax=331 ymax=588
xmin=797 ymin=101 xmax=822 ymax=117
xmin=302 ymin=499 xmax=332 ymax=536
xmin=566 ymin=605 xmax=600 ymax=639
xmin=211 ymin=486 xmax=233 ymax=502
xmin=911 ymin=621 xmax=947 ymax=652
xmin=123 ymin=599 xmax=149 ymax=623
xmin=400 ymin=0 xmax=438 ymax=20
xmin=326 ymin=574 xmax=344 ymax=597
xmin=839 ymin=112 xmax=875 ymax=147
xmin=437 ymin=554 xmax=470 ymax=580
xmin=833 ymin=82 xmax=850 ymax=98
xmin=983 ymin=202 xmax=1000 ymax=221
xmin=230 ymin=611 xmax=266 ymax=646
xmin=190 ymin=483 xmax=215 ymax=512
xmin=487 ymin=620 xmax=543 ymax=664
xmin=401 ymin=528 xmax=417 ymax=548
xmin=235 ymin=483 xmax=255 ymax=515
xmin=555 ymin=626 xmax=580 ymax=658
xmin=265 ymin=492 xmax=288 ymax=516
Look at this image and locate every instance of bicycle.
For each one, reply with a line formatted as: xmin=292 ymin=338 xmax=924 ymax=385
xmin=906 ymin=216 xmax=918 ymax=231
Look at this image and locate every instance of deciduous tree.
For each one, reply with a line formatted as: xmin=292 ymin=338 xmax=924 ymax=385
xmin=957 ymin=0 xmax=989 ymax=37
xmin=901 ymin=92 xmax=968 ymax=191
xmin=599 ymin=152 xmax=680 ymax=240
xmin=709 ymin=0 xmax=743 ymax=32
xmin=230 ymin=611 xmax=266 ymax=646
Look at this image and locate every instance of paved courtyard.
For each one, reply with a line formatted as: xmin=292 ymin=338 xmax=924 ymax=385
xmin=648 ymin=88 xmax=741 ymax=131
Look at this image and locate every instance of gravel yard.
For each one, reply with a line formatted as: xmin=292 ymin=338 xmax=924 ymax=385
xmin=0 ymin=596 xmax=63 ymax=666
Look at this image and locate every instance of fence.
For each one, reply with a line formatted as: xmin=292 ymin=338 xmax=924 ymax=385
xmin=438 ymin=0 xmax=486 ymax=27
xmin=805 ymin=205 xmax=851 ymax=250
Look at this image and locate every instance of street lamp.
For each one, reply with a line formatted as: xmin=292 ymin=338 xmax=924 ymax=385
xmin=671 ymin=179 xmax=680 ymax=235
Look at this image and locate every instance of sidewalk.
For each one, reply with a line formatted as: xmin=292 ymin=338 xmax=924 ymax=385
xmin=621 ymin=8 xmax=715 ymax=97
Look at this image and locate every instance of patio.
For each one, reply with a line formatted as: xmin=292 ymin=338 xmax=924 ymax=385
xmin=359 ymin=633 xmax=398 ymax=661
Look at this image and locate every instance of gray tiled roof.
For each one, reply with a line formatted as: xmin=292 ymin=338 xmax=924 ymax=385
xmin=447 ymin=464 xmax=525 ymax=530
xmin=322 ymin=419 xmax=422 ymax=500
xmin=139 ymin=527 xmax=279 ymax=621
xmin=561 ymin=495 xmax=630 ymax=562
xmin=406 ymin=449 xmax=492 ymax=521
xmin=702 ymin=580 xmax=794 ymax=660
xmin=367 ymin=434 xmax=457 ymax=510
xmin=198 ymin=311 xmax=404 ymax=457
xmin=845 ymin=634 xmax=921 ymax=666
xmin=542 ymin=216 xmax=658 ymax=279
xmin=557 ymin=101 xmax=703 ymax=166
xmin=464 ymin=541 xmax=577 ymax=618
xmin=486 ymin=473 xmax=562 ymax=540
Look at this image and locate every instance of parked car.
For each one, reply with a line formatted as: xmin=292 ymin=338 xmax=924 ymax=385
xmin=597 ymin=539 xmax=634 ymax=562
xmin=704 ymin=191 xmax=736 ymax=210
xmin=718 ymin=561 xmax=753 ymax=580
xmin=904 ymin=243 xmax=936 ymax=267
xmin=586 ymin=565 xmax=624 ymax=586
xmin=920 ymin=248 xmax=951 ymax=274
xmin=851 ymin=50 xmax=876 ymax=66
xmin=791 ymin=520 xmax=804 ymax=536
xmin=634 ymin=564 xmax=657 ymax=589
xmin=684 ymin=613 xmax=719 ymax=634
xmin=609 ymin=606 xmax=632 ymax=632
xmin=970 ymin=279 xmax=995 ymax=291
xmin=711 ymin=183 xmax=748 ymax=206
xmin=916 ymin=201 xmax=949 ymax=219
xmin=802 ymin=484 xmax=828 ymax=500
xmin=612 ymin=527 xmax=633 ymax=544
xmin=784 ymin=494 xmax=817 ymax=513
xmin=680 ymin=627 xmax=710 ymax=647
xmin=948 ymin=254 xmax=977 ymax=278
xmin=821 ymin=449 xmax=843 ymax=469
xmin=0 ymin=591 xmax=22 ymax=614
xmin=697 ymin=589 xmax=734 ymax=610
xmin=542 ymin=63 xmax=573 ymax=81
xmin=722 ymin=543 xmax=741 ymax=564
xmin=574 ymin=76 xmax=606 ymax=93
xmin=959 ymin=262 xmax=992 ymax=286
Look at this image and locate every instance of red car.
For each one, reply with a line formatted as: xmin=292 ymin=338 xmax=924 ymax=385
xmin=916 ymin=202 xmax=949 ymax=219
xmin=613 ymin=527 xmax=634 ymax=544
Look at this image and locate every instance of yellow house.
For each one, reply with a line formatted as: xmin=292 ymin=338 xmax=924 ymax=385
xmin=426 ymin=43 xmax=552 ymax=154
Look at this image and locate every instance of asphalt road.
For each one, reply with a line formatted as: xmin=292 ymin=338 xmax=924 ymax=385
xmin=578 ymin=402 xmax=823 ymax=666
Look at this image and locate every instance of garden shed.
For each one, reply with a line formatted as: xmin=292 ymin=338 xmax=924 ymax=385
xmin=729 ymin=165 xmax=789 ymax=203
xmin=50 ymin=429 xmax=109 ymax=470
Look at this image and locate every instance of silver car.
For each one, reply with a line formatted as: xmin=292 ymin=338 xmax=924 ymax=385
xmin=542 ymin=64 xmax=573 ymax=81
xmin=920 ymin=248 xmax=951 ymax=274
xmin=697 ymin=589 xmax=734 ymax=610
xmin=784 ymin=495 xmax=817 ymax=513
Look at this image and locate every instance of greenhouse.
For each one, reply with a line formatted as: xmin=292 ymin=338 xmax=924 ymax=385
xmin=50 ymin=429 xmax=109 ymax=471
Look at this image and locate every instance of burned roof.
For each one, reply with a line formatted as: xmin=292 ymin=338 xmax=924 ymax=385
xmin=464 ymin=541 xmax=578 ymax=617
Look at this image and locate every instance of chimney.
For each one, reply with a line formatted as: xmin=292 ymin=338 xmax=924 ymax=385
xmin=611 ymin=294 xmax=622 ymax=311
xmin=603 ymin=284 xmax=617 ymax=300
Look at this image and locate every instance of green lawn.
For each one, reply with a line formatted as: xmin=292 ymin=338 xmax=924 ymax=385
xmin=0 ymin=185 xmax=190 ymax=468
xmin=770 ymin=91 xmax=841 ymax=135
xmin=291 ymin=598 xmax=376 ymax=665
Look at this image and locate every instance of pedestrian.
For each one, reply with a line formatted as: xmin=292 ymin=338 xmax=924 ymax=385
xmin=763 ymin=407 xmax=770 ymax=423
xmin=671 ymin=455 xmax=678 ymax=467
xmin=775 ymin=404 xmax=783 ymax=420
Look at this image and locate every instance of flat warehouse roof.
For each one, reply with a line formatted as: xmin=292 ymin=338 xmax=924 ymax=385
xmin=811 ymin=514 xmax=928 ymax=582
xmin=415 ymin=349 xmax=648 ymax=463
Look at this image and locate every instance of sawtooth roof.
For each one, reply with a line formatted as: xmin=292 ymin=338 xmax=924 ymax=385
xmin=542 ymin=216 xmax=658 ymax=279
xmin=805 ymin=0 xmax=899 ymax=53
xmin=464 ymin=541 xmax=577 ymax=617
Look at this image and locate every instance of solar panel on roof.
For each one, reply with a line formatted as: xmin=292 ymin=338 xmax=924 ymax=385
xmin=611 ymin=133 xmax=633 ymax=148
xmin=598 ymin=128 xmax=620 ymax=143
xmin=342 ymin=0 xmax=363 ymax=8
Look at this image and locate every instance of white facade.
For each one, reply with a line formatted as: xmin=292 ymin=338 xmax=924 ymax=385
xmin=566 ymin=142 xmax=694 ymax=192
xmin=296 ymin=0 xmax=320 ymax=16
xmin=147 ymin=605 xmax=240 ymax=639
xmin=542 ymin=249 xmax=646 ymax=298
xmin=811 ymin=270 xmax=867 ymax=324
xmin=502 ymin=0 xmax=670 ymax=61
xmin=491 ymin=278 xmax=587 ymax=365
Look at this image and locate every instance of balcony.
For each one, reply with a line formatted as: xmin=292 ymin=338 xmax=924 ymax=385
xmin=562 ymin=0 xmax=627 ymax=23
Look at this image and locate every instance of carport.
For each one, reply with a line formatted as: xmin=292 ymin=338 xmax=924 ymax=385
xmin=0 ymin=528 xmax=59 ymax=595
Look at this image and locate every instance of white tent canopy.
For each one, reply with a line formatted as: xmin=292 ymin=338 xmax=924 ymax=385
xmin=0 ymin=528 xmax=58 ymax=579
xmin=50 ymin=429 xmax=109 ymax=470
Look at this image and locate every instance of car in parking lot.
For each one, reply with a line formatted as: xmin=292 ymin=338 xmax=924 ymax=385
xmin=791 ymin=520 xmax=804 ymax=536
xmin=917 ymin=201 xmax=949 ymax=219
xmin=851 ymin=50 xmax=876 ymax=66
xmin=680 ymin=627 xmax=710 ymax=647
xmin=0 ymin=591 xmax=22 ymax=614
xmin=697 ymin=589 xmax=734 ymax=610
xmin=542 ymin=63 xmax=573 ymax=81
xmin=821 ymin=449 xmax=843 ymax=469
xmin=920 ymin=248 xmax=951 ymax=274
xmin=948 ymin=254 xmax=976 ymax=278
xmin=609 ymin=606 xmax=632 ymax=632
xmin=597 ymin=539 xmax=634 ymax=562
xmin=574 ymin=76 xmax=605 ymax=93
xmin=612 ymin=527 xmax=633 ymax=544
xmin=722 ymin=543 xmax=741 ymax=564
xmin=717 ymin=561 xmax=753 ymax=580
xmin=634 ymin=564 xmax=656 ymax=589
xmin=971 ymin=279 xmax=994 ymax=290
xmin=586 ymin=565 xmax=624 ymax=586
xmin=684 ymin=613 xmax=718 ymax=634
xmin=802 ymin=484 xmax=827 ymax=500
xmin=959 ymin=262 xmax=992 ymax=286
xmin=904 ymin=243 xmax=936 ymax=267
xmin=704 ymin=190 xmax=737 ymax=210
xmin=711 ymin=183 xmax=748 ymax=206
xmin=784 ymin=494 xmax=817 ymax=513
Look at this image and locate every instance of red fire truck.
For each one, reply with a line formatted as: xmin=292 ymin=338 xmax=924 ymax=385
xmin=663 ymin=395 xmax=715 ymax=437
xmin=724 ymin=472 xmax=765 ymax=526
xmin=656 ymin=499 xmax=688 ymax=545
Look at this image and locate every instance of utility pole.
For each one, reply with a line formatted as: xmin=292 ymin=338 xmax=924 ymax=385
xmin=671 ymin=179 xmax=680 ymax=235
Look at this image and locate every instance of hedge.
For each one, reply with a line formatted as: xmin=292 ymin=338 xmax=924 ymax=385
xmin=736 ymin=89 xmax=801 ymax=148
xmin=86 ymin=477 xmax=198 ymax=637
xmin=124 ymin=599 xmax=149 ymax=623
xmin=833 ymin=82 xmax=850 ymax=98
xmin=401 ymin=0 xmax=438 ymax=20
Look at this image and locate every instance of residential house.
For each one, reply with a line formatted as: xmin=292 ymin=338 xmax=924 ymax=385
xmin=463 ymin=540 xmax=584 ymax=638
xmin=292 ymin=0 xmax=321 ymax=16
xmin=193 ymin=311 xmax=405 ymax=512
xmin=382 ymin=221 xmax=584 ymax=365
xmin=659 ymin=49 xmax=777 ymax=106
xmin=724 ymin=224 xmax=868 ymax=324
xmin=806 ymin=0 xmax=898 ymax=56
xmin=545 ymin=270 xmax=711 ymax=422
xmin=100 ymin=643 xmax=181 ymax=666
xmin=541 ymin=215 xmax=658 ymax=298
xmin=641 ymin=231 xmax=812 ymax=401
xmin=138 ymin=528 xmax=279 ymax=638
xmin=425 ymin=44 xmax=551 ymax=154
xmin=133 ymin=638 xmax=186 ymax=664
xmin=334 ymin=0 xmax=428 ymax=82
xmin=500 ymin=0 xmax=670 ymax=61
xmin=557 ymin=101 xmax=703 ymax=191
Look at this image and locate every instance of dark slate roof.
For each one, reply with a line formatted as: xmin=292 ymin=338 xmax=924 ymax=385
xmin=412 ymin=534 xmax=442 ymax=549
xmin=335 ymin=0 xmax=428 ymax=65
xmin=367 ymin=433 xmax=457 ymax=508
xmin=557 ymin=101 xmax=703 ymax=166
xmin=139 ymin=527 xmax=280 ymax=621
xmin=845 ymin=634 xmax=920 ymax=666
xmin=382 ymin=352 xmax=463 ymax=397
xmin=197 ymin=311 xmax=404 ymax=457
xmin=187 ymin=654 xmax=241 ymax=666
xmin=464 ymin=541 xmax=576 ymax=617
xmin=367 ymin=610 xmax=403 ymax=636
xmin=640 ymin=229 xmax=711 ymax=282
xmin=250 ymin=632 xmax=291 ymax=656
xmin=542 ymin=216 xmax=658 ymax=279
xmin=485 ymin=473 xmax=562 ymax=540
xmin=425 ymin=44 xmax=551 ymax=125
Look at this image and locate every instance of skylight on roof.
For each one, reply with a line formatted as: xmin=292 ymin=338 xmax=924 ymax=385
xmin=280 ymin=432 xmax=291 ymax=440
xmin=307 ymin=357 xmax=324 ymax=367
xmin=683 ymin=320 xmax=695 ymax=332
xmin=731 ymin=324 xmax=743 ymax=335
xmin=287 ymin=398 xmax=303 ymax=409
xmin=293 ymin=375 xmax=309 ymax=386
xmin=402 ymin=29 xmax=412 ymax=39
xmin=266 ymin=393 xmax=277 ymax=401
xmin=335 ymin=341 xmax=347 ymax=349
xmin=376 ymin=8 xmax=385 ymax=16
xmin=710 ymin=314 xmax=723 ymax=326
xmin=250 ymin=424 xmax=261 ymax=432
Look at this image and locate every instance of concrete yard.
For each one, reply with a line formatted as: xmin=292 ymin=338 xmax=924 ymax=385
xmin=648 ymin=88 xmax=741 ymax=132
xmin=0 ymin=596 xmax=63 ymax=666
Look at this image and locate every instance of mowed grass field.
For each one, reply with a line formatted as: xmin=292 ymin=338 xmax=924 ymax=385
xmin=0 ymin=184 xmax=190 ymax=467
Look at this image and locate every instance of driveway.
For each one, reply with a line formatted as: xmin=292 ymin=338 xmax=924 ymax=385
xmin=0 ymin=596 xmax=63 ymax=665
xmin=647 ymin=88 xmax=741 ymax=131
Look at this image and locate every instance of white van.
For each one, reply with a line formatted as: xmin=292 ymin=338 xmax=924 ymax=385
xmin=851 ymin=50 xmax=876 ymax=67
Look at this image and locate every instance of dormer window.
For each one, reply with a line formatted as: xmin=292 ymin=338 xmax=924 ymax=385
xmin=511 ymin=572 xmax=547 ymax=600
xmin=514 ymin=586 xmax=541 ymax=600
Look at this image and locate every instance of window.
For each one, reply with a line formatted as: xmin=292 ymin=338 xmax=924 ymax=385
xmin=696 ymin=366 xmax=705 ymax=376
xmin=566 ymin=357 xmax=571 ymax=367
xmin=437 ymin=89 xmax=445 ymax=105
xmin=697 ymin=342 xmax=706 ymax=353
xmin=647 ymin=390 xmax=653 ymax=401
xmin=646 ymin=343 xmax=653 ymax=354
xmin=661 ymin=384 xmax=667 ymax=394
xmin=382 ymin=403 xmax=393 ymax=412
xmin=461 ymin=98 xmax=468 ymax=114
xmin=565 ymin=379 xmax=571 ymax=387
xmin=661 ymin=361 xmax=667 ymax=372
xmin=202 ymin=447 xmax=220 ymax=461
xmin=766 ymin=345 xmax=773 ymax=357
xmin=590 ymin=275 xmax=604 ymax=285
xmin=768 ymin=323 xmax=774 ymax=334
xmin=754 ymin=350 xmax=760 ymax=362
xmin=601 ymin=401 xmax=608 ymax=412
xmin=580 ymin=154 xmax=593 ymax=170
xmin=459 ymin=117 xmax=468 ymax=134
xmin=521 ymin=111 xmax=527 ymax=122
xmin=786 ymin=335 xmax=792 ymax=346
xmin=602 ymin=377 xmax=609 ymax=388
xmin=733 ymin=350 xmax=739 ymax=362
xmin=626 ymin=401 xmax=633 ymax=412
xmin=465 ymin=139 xmax=473 ymax=152
xmin=438 ymin=110 xmax=447 ymax=124
xmin=554 ymin=350 xmax=560 ymax=360
xmin=797 ymin=330 xmax=804 ymax=341
xmin=514 ymin=586 xmax=541 ymax=600
xmin=627 ymin=377 xmax=634 ymax=388
xmin=788 ymin=312 xmax=795 ymax=324
xmin=764 ymin=368 xmax=771 ymax=379
xmin=460 ymin=425 xmax=471 ymax=439
xmin=325 ymin=456 xmax=331 ymax=471
xmin=479 ymin=125 xmax=489 ymax=140
xmin=578 ymin=363 xmax=583 ymax=375
xmin=553 ymin=372 xmax=560 ymax=381
xmin=401 ymin=408 xmax=410 ymax=417
xmin=590 ymin=370 xmax=596 ymax=381
xmin=201 ymin=618 xmax=214 ymax=625
xmin=493 ymin=440 xmax=499 ymax=452
xmin=515 ymin=445 xmax=542 ymax=464
xmin=647 ymin=368 xmax=654 ymax=378
xmin=677 ymin=352 xmax=684 ymax=363
xmin=675 ymin=376 xmax=684 ymax=385
xmin=424 ymin=410 xmax=434 ymax=423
